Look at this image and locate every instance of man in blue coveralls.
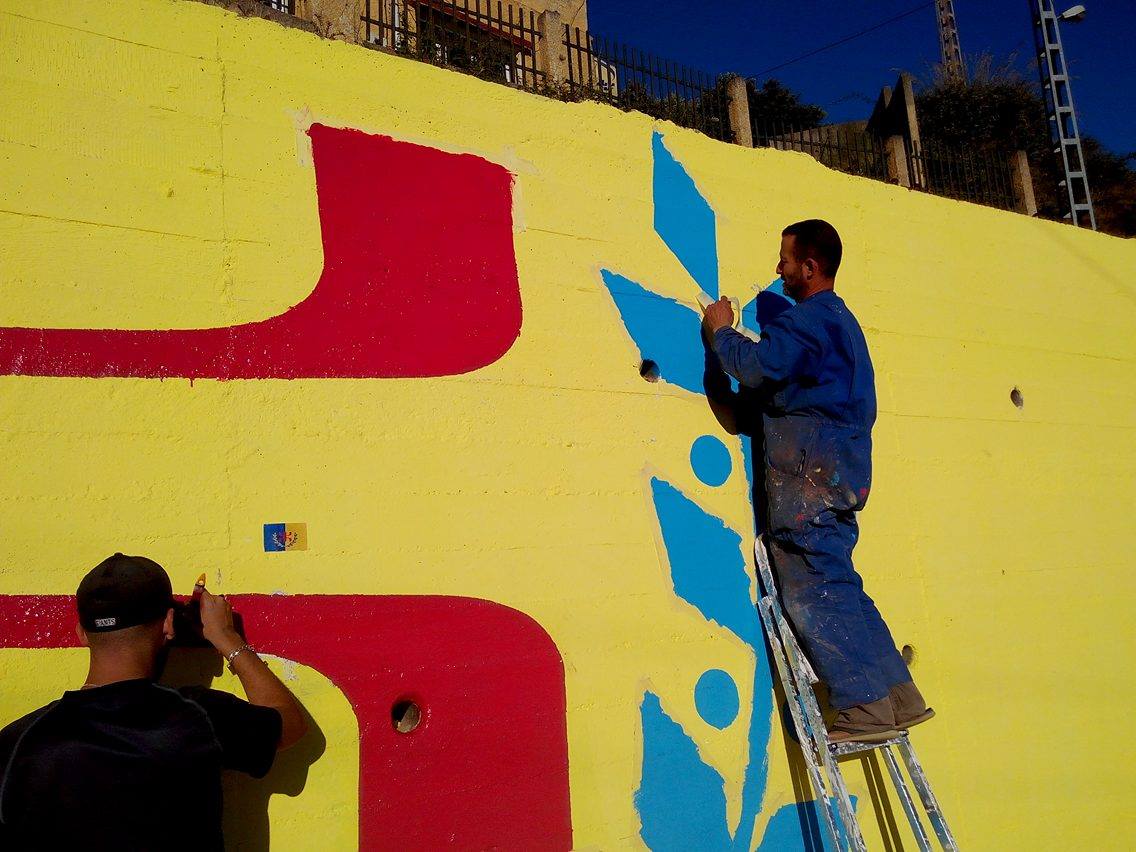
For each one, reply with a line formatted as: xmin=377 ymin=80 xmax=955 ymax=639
xmin=702 ymin=219 xmax=933 ymax=743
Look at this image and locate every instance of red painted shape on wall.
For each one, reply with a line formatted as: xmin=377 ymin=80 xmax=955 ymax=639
xmin=0 ymin=125 xmax=522 ymax=379
xmin=0 ymin=594 xmax=572 ymax=851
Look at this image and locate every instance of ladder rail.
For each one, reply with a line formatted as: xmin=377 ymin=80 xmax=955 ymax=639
xmin=897 ymin=738 xmax=960 ymax=851
xmin=880 ymin=744 xmax=933 ymax=852
xmin=772 ymin=607 xmax=863 ymax=847
xmin=757 ymin=597 xmax=847 ymax=851
xmin=756 ymin=536 xmax=866 ymax=852
xmin=754 ymin=537 xmax=959 ymax=851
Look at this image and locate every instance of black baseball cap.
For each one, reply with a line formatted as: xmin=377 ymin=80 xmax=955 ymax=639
xmin=76 ymin=553 xmax=174 ymax=632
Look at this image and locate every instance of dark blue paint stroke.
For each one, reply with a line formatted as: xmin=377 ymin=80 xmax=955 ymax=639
xmin=740 ymin=278 xmax=794 ymax=337
xmin=601 ymin=269 xmax=704 ymax=394
xmin=652 ymin=131 xmax=718 ymax=298
xmin=637 ymin=691 xmax=732 ymax=852
xmin=650 ymin=477 xmax=758 ymax=646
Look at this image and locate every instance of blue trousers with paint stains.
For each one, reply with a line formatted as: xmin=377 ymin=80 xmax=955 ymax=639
xmin=768 ymin=509 xmax=911 ymax=710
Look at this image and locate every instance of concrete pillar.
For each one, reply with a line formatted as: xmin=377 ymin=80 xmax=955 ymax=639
xmin=1010 ymin=150 xmax=1038 ymax=216
xmin=897 ymin=72 xmax=921 ymax=149
xmin=536 ymin=10 xmax=569 ymax=89
xmin=886 ymin=135 xmax=911 ymax=187
xmin=306 ymin=0 xmax=364 ymax=43
xmin=725 ymin=76 xmax=753 ymax=148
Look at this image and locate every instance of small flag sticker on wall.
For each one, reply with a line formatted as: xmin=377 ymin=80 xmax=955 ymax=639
xmin=264 ymin=523 xmax=308 ymax=552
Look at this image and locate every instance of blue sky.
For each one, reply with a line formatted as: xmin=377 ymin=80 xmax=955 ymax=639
xmin=588 ymin=1 xmax=1135 ymax=156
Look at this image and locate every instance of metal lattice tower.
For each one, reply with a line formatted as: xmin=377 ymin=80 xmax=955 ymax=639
xmin=935 ymin=0 xmax=965 ymax=78
xmin=1031 ymin=1 xmax=1096 ymax=229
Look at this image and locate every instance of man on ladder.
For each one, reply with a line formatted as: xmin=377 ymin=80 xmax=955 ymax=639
xmin=702 ymin=219 xmax=933 ymax=744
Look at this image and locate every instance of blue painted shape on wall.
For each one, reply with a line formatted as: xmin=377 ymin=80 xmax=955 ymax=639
xmin=625 ymin=135 xmax=834 ymax=852
xmin=756 ymin=800 xmax=837 ymax=852
xmin=601 ymin=269 xmax=704 ymax=394
xmin=695 ymin=669 xmax=741 ymax=729
xmin=740 ymin=278 xmax=795 ymax=337
xmin=637 ymin=691 xmax=732 ymax=852
xmin=650 ymin=477 xmax=758 ymax=646
xmin=652 ymin=131 xmax=718 ymax=298
xmin=691 ymin=435 xmax=733 ymax=487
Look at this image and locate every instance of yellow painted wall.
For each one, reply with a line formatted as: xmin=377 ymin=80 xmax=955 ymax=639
xmin=1 ymin=0 xmax=1134 ymax=849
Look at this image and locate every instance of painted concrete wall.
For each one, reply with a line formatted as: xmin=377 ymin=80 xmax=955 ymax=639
xmin=1 ymin=1 xmax=1134 ymax=849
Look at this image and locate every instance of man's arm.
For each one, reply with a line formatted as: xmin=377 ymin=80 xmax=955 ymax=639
xmin=702 ymin=296 xmax=818 ymax=390
xmin=199 ymin=589 xmax=308 ymax=750
xmin=702 ymin=327 xmax=743 ymax=435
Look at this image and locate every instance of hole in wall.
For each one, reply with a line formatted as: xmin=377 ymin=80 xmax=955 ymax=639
xmin=391 ymin=699 xmax=422 ymax=734
xmin=639 ymin=359 xmax=660 ymax=383
xmin=901 ymin=644 xmax=916 ymax=666
xmin=1010 ymin=387 xmax=1024 ymax=409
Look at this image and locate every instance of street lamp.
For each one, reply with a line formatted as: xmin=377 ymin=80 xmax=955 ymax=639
xmin=1030 ymin=1 xmax=1096 ymax=229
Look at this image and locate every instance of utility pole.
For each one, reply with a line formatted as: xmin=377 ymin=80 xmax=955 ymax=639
xmin=1030 ymin=1 xmax=1096 ymax=229
xmin=935 ymin=0 xmax=965 ymax=79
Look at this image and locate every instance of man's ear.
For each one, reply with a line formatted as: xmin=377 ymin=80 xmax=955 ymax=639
xmin=802 ymin=257 xmax=819 ymax=279
xmin=163 ymin=607 xmax=176 ymax=642
xmin=75 ymin=622 xmax=90 ymax=648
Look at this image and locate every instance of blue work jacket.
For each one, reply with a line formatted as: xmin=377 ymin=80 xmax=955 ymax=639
xmin=711 ymin=290 xmax=876 ymax=536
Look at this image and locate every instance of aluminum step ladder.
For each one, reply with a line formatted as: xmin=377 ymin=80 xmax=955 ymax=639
xmin=754 ymin=537 xmax=959 ymax=851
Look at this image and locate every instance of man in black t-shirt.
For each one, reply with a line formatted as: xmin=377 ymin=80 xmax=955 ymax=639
xmin=0 ymin=554 xmax=308 ymax=851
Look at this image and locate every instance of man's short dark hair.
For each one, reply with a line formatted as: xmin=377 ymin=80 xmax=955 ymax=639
xmin=782 ymin=219 xmax=842 ymax=277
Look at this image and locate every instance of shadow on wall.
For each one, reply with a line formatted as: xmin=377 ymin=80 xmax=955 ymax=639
xmin=0 ymin=593 xmax=573 ymax=849
xmin=160 ymin=648 xmax=327 ymax=851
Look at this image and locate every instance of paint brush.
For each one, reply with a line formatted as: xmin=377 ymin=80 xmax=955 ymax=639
xmin=696 ymin=291 xmax=760 ymax=342
xmin=192 ymin=572 xmax=206 ymax=602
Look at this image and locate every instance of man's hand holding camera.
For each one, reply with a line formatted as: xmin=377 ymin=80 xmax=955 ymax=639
xmin=198 ymin=587 xmax=244 ymax=659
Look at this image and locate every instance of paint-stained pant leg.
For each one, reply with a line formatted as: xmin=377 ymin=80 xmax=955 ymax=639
xmin=769 ymin=510 xmax=910 ymax=709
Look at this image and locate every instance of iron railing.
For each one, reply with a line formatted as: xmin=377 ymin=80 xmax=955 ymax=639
xmin=752 ymin=120 xmax=890 ymax=182
xmin=908 ymin=138 xmax=1017 ymax=211
xmin=341 ymin=2 xmax=1025 ymax=214
xmin=362 ymin=0 xmax=545 ymax=92
xmin=259 ymin=0 xmax=295 ymax=13
xmin=563 ymin=28 xmax=733 ymax=142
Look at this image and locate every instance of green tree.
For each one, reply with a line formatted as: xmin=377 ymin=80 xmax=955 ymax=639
xmin=915 ymin=56 xmax=1135 ymax=236
xmin=1082 ymin=140 xmax=1136 ymax=237
xmin=745 ymin=79 xmax=826 ymax=130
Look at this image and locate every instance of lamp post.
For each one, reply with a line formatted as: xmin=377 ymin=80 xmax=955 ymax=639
xmin=1030 ymin=1 xmax=1096 ymax=229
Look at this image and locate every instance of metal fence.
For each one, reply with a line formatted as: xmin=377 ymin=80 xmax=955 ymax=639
xmin=562 ymin=27 xmax=733 ymax=142
xmin=259 ymin=0 xmax=295 ymax=13
xmin=345 ymin=2 xmax=1021 ymax=214
xmin=361 ymin=0 xmax=545 ymax=92
xmin=752 ymin=120 xmax=890 ymax=182
xmin=908 ymin=138 xmax=1017 ymax=211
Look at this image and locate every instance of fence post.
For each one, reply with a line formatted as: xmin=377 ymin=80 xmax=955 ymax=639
xmin=1010 ymin=150 xmax=1038 ymax=216
xmin=725 ymin=76 xmax=752 ymax=147
xmin=536 ymin=10 xmax=568 ymax=89
xmin=885 ymin=135 xmax=910 ymax=187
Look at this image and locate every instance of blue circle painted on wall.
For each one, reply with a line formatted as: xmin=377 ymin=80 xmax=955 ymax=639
xmin=694 ymin=668 xmax=740 ymax=729
xmin=690 ymin=435 xmax=732 ymax=487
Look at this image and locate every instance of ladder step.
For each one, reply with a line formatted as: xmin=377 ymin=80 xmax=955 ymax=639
xmin=829 ymin=732 xmax=911 ymax=758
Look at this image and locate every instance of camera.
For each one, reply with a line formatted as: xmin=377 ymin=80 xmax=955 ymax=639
xmin=170 ymin=599 xmax=244 ymax=647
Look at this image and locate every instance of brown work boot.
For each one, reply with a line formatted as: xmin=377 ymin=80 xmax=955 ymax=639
xmin=890 ymin=681 xmax=935 ymax=729
xmin=827 ymin=696 xmax=900 ymax=744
